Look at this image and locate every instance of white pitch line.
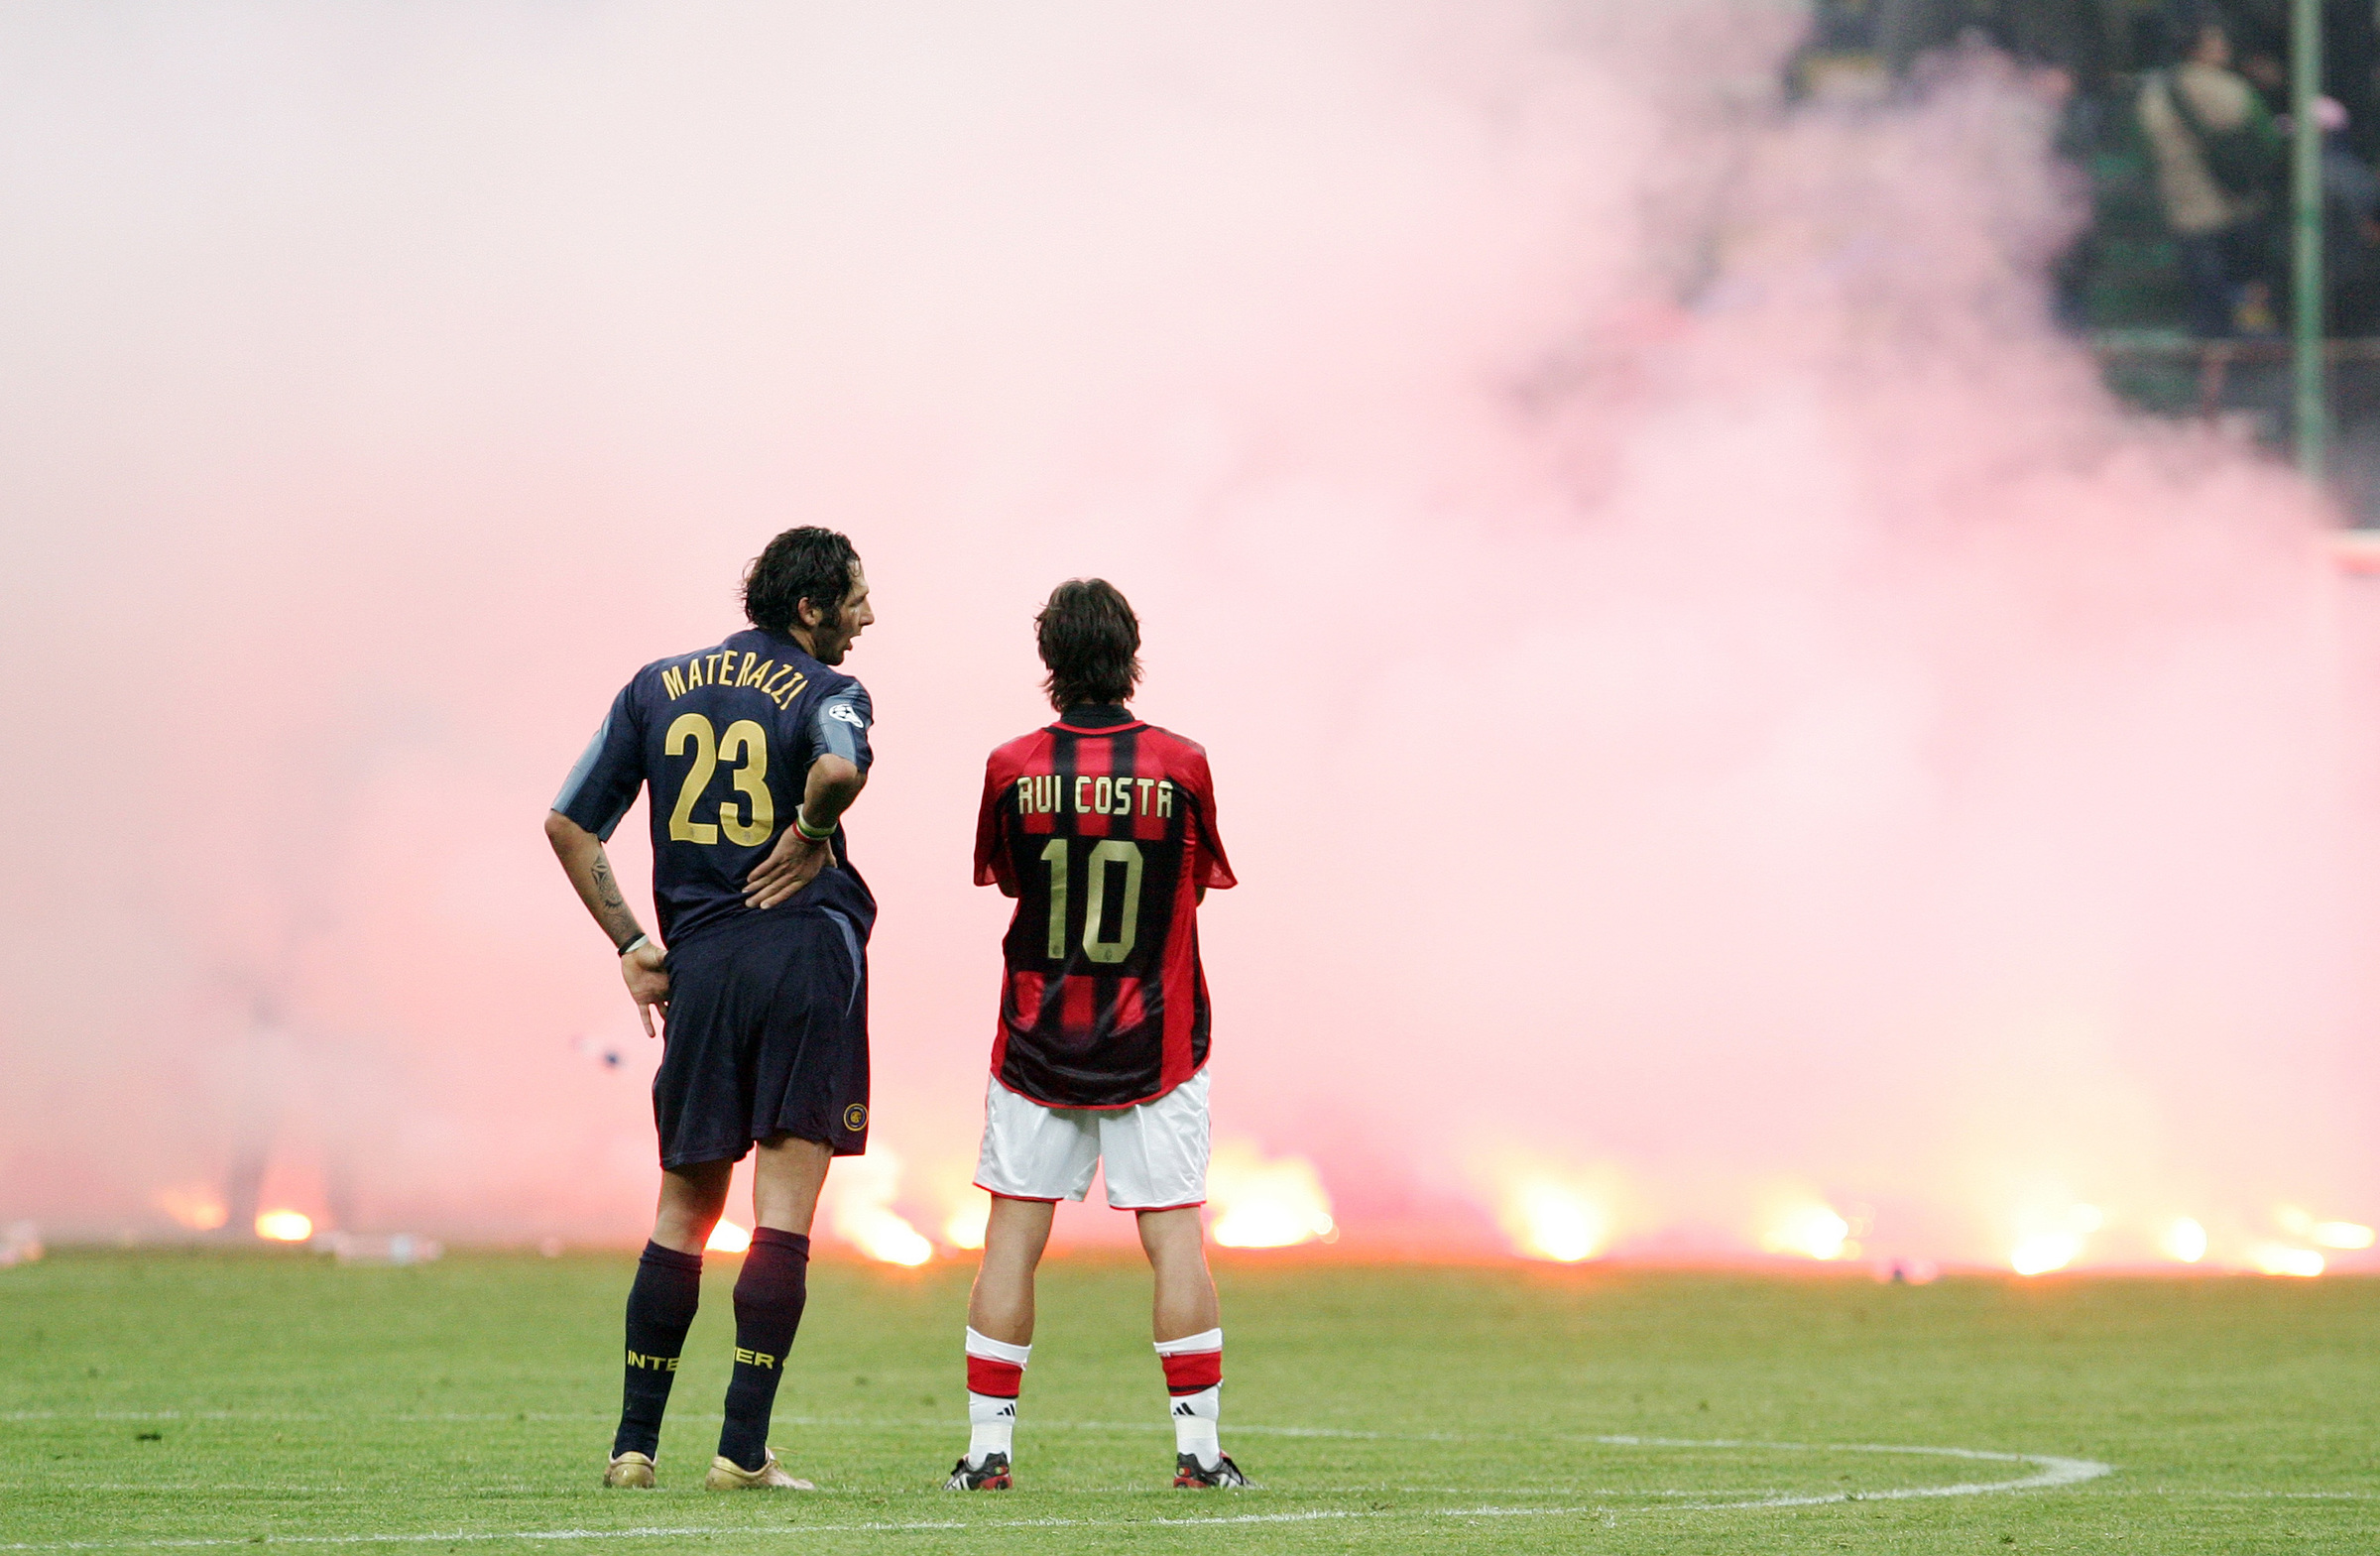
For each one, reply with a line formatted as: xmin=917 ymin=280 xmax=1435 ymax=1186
xmin=7 ymin=1412 xmax=2078 ymax=1454
xmin=2095 ymin=1489 xmax=2380 ymax=1500
xmin=0 ymin=1435 xmax=2113 ymax=1550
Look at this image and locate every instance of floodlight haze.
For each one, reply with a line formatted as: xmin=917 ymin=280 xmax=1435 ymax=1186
xmin=2 ymin=2 xmax=2374 ymax=1271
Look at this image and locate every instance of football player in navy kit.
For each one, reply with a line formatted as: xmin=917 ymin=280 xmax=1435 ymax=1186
xmin=544 ymin=527 xmax=877 ymax=1492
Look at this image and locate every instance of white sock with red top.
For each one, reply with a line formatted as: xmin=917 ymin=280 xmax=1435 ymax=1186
xmin=1155 ymin=1327 xmax=1224 ymax=1468
xmin=964 ymin=1328 xmax=1030 ymax=1467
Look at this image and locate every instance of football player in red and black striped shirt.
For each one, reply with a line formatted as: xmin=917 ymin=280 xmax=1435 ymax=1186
xmin=943 ymin=579 xmax=1249 ymax=1493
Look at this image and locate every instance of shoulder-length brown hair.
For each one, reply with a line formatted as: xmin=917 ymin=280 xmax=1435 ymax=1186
xmin=1035 ymin=578 xmax=1141 ymax=711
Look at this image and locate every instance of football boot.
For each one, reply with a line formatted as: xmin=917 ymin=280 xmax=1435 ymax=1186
xmin=1173 ymin=1451 xmax=1253 ymax=1489
xmin=602 ymin=1451 xmax=655 ymax=1489
xmin=944 ymin=1452 xmax=1013 ymax=1490
xmin=702 ymin=1450 xmax=814 ymax=1490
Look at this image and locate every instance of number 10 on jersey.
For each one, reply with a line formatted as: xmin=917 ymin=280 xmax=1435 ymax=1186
xmin=1039 ymin=838 xmax=1144 ymax=963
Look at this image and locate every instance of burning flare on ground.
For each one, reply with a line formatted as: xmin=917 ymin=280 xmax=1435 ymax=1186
xmin=2009 ymin=1205 xmax=2101 ymax=1277
xmin=254 ymin=1210 xmax=313 ymax=1243
xmin=1761 ymin=1200 xmax=1858 ymax=1261
xmin=1498 ymin=1177 xmax=1610 ymax=1263
xmin=1207 ymin=1140 xmax=1337 ymax=1249
xmin=942 ymin=1194 xmax=990 ymax=1252
xmin=2159 ymin=1217 xmax=2208 ymax=1264
xmin=705 ymin=1220 xmax=752 ymax=1254
xmin=155 ymin=1185 xmax=228 ymax=1233
xmin=821 ymin=1150 xmax=933 ymax=1266
xmin=2253 ymin=1246 xmax=2325 ymax=1278
xmin=2276 ymin=1207 xmax=2373 ymax=1251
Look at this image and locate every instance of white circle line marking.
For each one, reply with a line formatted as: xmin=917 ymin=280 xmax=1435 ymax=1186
xmin=0 ymin=1431 xmax=2112 ymax=1549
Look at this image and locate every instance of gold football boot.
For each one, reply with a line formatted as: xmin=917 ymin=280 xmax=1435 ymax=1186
xmin=602 ymin=1451 xmax=656 ymax=1489
xmin=703 ymin=1451 xmax=815 ymax=1491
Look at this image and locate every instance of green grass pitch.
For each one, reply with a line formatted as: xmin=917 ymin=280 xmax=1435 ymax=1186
xmin=3 ymin=1250 xmax=2373 ymax=1553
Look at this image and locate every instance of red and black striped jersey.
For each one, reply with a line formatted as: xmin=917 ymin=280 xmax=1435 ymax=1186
xmin=972 ymin=706 xmax=1234 ymax=1109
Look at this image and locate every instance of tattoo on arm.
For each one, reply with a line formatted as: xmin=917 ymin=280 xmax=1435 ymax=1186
xmin=586 ymin=845 xmax=642 ymax=946
xmin=592 ymin=853 xmax=626 ymax=910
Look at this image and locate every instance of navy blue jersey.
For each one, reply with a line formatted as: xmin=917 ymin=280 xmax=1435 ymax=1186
xmin=553 ymin=629 xmax=876 ymax=946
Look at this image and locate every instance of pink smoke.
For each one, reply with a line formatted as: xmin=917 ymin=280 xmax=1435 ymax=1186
xmin=0 ymin=4 xmax=2371 ymax=1274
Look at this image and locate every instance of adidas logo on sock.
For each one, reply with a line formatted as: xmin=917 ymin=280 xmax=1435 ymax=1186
xmin=1172 ymin=1401 xmax=1194 ymax=1416
xmin=998 ymin=1403 xmax=1016 ymax=1418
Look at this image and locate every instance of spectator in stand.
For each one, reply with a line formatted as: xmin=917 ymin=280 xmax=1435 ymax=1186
xmin=2235 ymin=43 xmax=2287 ymax=109
xmin=2138 ymin=5 xmax=2287 ymax=336
xmin=2316 ymin=96 xmax=2380 ymax=336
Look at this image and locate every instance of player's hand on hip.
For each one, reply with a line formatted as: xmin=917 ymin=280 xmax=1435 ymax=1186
xmin=621 ymin=942 xmax=670 ymax=1038
xmin=744 ymin=831 xmax=830 ymax=909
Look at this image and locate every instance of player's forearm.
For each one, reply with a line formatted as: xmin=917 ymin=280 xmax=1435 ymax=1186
xmin=545 ymin=810 xmax=649 ymax=952
xmin=798 ymin=756 xmax=867 ymax=833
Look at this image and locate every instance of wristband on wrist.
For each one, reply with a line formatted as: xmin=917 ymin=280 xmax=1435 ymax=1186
xmin=616 ymin=933 xmax=651 ymax=958
xmin=793 ymin=807 xmax=835 ymax=842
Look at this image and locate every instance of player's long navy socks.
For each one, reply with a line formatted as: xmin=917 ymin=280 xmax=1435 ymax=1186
xmin=613 ymin=1241 xmax=704 ymax=1461
xmin=716 ymin=1228 xmax=810 ymax=1472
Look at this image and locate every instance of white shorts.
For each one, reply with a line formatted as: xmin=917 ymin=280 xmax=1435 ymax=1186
xmin=974 ymin=1069 xmax=1211 ymax=1211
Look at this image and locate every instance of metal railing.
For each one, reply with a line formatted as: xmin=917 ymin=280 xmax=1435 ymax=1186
xmin=2088 ymin=337 xmax=2380 ymax=423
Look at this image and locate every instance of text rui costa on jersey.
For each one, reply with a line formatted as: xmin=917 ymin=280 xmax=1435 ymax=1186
xmin=1014 ymin=775 xmax=1180 ymax=819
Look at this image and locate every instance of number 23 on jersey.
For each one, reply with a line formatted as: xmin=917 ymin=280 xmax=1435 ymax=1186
xmin=663 ymin=713 xmax=774 ymax=846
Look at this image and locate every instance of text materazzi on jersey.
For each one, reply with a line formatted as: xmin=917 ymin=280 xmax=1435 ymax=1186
xmin=661 ymin=649 xmax=810 ymax=708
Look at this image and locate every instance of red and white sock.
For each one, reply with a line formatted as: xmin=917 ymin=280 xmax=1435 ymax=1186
xmin=1155 ymin=1327 xmax=1224 ymax=1468
xmin=964 ymin=1328 xmax=1029 ymax=1467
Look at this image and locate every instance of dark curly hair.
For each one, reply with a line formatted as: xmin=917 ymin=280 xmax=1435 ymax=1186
xmin=2160 ymin=1 xmax=2230 ymax=61
xmin=743 ymin=527 xmax=860 ymax=636
xmin=1036 ymin=578 xmax=1141 ymax=712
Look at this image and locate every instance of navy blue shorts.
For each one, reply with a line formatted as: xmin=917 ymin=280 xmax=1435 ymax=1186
xmin=653 ymin=906 xmax=870 ymax=1170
